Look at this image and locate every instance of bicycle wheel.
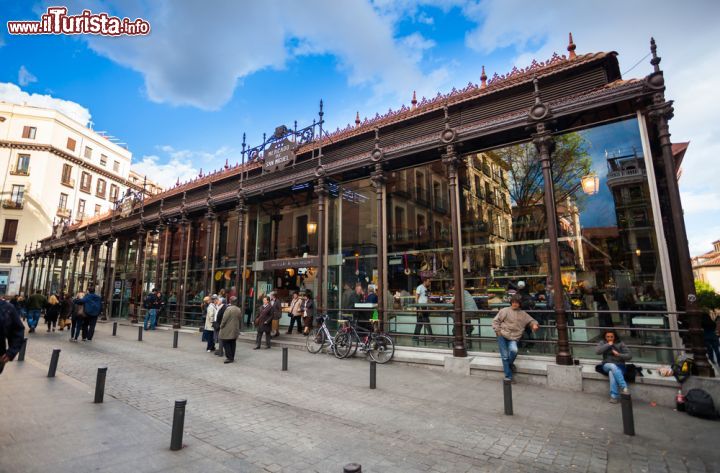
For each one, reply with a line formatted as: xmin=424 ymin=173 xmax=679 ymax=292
xmin=333 ymin=332 xmax=353 ymax=359
xmin=369 ymin=334 xmax=395 ymax=364
xmin=306 ymin=328 xmax=325 ymax=353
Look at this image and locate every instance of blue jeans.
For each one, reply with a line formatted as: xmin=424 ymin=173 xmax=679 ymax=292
xmin=144 ymin=309 xmax=157 ymax=330
xmin=27 ymin=309 xmax=41 ymax=329
xmin=497 ymin=336 xmax=518 ymax=379
xmin=602 ymin=363 xmax=627 ymax=398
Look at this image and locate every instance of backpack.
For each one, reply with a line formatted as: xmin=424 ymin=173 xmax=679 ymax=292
xmin=83 ymin=294 xmax=102 ymax=317
xmin=672 ymin=354 xmax=694 ymax=383
xmin=685 ymin=389 xmax=717 ymax=419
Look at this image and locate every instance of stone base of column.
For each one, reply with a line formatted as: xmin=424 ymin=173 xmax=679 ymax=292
xmin=444 ymin=356 xmax=471 ymax=376
xmin=546 ymin=364 xmax=583 ymax=392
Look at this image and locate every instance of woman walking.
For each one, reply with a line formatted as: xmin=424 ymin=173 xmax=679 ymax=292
xmin=58 ymin=293 xmax=73 ymax=331
xmin=45 ymin=294 xmax=61 ymax=332
xmin=301 ymin=290 xmax=316 ymax=336
xmin=70 ymin=292 xmax=85 ymax=342
xmin=595 ymin=329 xmax=632 ymax=403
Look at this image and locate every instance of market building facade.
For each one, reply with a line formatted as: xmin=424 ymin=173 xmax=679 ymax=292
xmin=24 ymin=37 xmax=713 ymax=375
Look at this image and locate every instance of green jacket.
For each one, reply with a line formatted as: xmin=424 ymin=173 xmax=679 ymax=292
xmin=26 ymin=293 xmax=47 ymax=310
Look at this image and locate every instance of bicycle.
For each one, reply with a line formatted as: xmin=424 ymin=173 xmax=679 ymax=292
xmin=334 ymin=319 xmax=395 ymax=364
xmin=305 ymin=314 xmax=345 ymax=359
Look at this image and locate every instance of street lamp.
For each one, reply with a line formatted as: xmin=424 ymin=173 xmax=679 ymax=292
xmin=306 ymin=221 xmax=317 ymax=235
xmin=580 ymin=172 xmax=600 ymax=195
xmin=16 ymin=252 xmax=22 ymax=263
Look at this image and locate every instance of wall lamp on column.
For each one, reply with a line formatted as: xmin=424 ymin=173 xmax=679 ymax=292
xmin=306 ymin=221 xmax=317 ymax=235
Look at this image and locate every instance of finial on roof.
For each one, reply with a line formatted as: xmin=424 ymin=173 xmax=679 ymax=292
xmin=480 ymin=66 xmax=487 ymax=89
xmin=224 ymin=158 xmax=229 ymax=170
xmin=175 ymin=177 xmax=180 ymax=186
xmin=199 ymin=168 xmax=203 ymax=177
xmin=650 ymin=37 xmax=661 ymax=73
xmin=355 ymin=111 xmax=360 ymax=126
xmin=411 ymin=90 xmax=417 ymax=107
xmin=567 ymin=32 xmax=577 ymax=59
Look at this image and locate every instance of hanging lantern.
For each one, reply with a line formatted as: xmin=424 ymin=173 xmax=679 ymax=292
xmin=307 ymin=221 xmax=317 ymax=234
xmin=580 ymin=173 xmax=600 ymax=195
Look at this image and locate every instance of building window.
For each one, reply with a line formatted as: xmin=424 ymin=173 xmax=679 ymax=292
xmin=80 ymin=172 xmax=92 ymax=192
xmin=22 ymin=126 xmax=36 ymax=139
xmin=0 ymin=249 xmax=12 ymax=264
xmin=12 ymin=154 xmax=30 ymax=175
xmin=59 ymin=193 xmax=68 ymax=209
xmin=1 ymin=220 xmax=18 ymax=243
xmin=100 ymin=154 xmax=108 ymax=166
xmin=95 ymin=204 xmax=102 ymax=215
xmin=96 ymin=179 xmax=107 ymax=198
xmin=61 ymin=164 xmax=74 ymax=187
xmin=84 ymin=146 xmax=93 ymax=159
xmin=109 ymin=184 xmax=119 ymax=202
xmin=113 ymin=160 xmax=120 ymax=172
xmin=67 ymin=137 xmax=76 ymax=151
xmin=77 ymin=199 xmax=86 ymax=220
xmin=10 ymin=185 xmax=24 ymax=204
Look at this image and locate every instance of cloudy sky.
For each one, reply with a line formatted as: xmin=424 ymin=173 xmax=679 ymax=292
xmin=1 ymin=0 xmax=719 ymax=255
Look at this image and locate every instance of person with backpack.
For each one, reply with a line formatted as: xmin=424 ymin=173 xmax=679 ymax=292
xmin=595 ymin=329 xmax=631 ymax=403
xmin=143 ymin=288 xmax=161 ymax=331
xmin=79 ymin=286 xmax=103 ymax=341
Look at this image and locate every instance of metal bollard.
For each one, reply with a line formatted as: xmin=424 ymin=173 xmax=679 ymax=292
xmin=503 ymin=379 xmax=513 ymax=416
xmin=112 ymin=322 xmax=118 ymax=336
xmin=47 ymin=349 xmax=61 ymax=377
xmin=621 ymin=393 xmax=635 ymax=436
xmin=18 ymin=338 xmax=28 ymax=362
xmin=282 ymin=347 xmax=288 ymax=371
xmin=138 ymin=326 xmax=143 ymax=341
xmin=170 ymin=399 xmax=187 ymax=451
xmin=343 ymin=463 xmax=362 ymax=473
xmin=173 ymin=330 xmax=179 ymax=348
xmin=94 ymin=367 xmax=108 ymax=403
xmin=369 ymin=361 xmax=376 ymax=389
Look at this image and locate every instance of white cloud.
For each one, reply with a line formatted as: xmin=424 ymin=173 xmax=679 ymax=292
xmin=69 ymin=0 xmax=447 ymax=110
xmin=0 ymin=82 xmax=92 ymax=126
xmin=681 ymin=191 xmax=720 ymax=214
xmin=130 ymin=145 xmax=236 ymax=189
xmin=17 ymin=65 xmax=37 ymax=87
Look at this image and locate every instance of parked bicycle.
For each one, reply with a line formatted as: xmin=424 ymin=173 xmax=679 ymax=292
xmin=306 ymin=314 xmax=345 ymax=359
xmin=334 ymin=319 xmax=395 ymax=364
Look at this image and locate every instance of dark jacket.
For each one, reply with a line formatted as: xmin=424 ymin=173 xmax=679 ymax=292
xmin=45 ymin=303 xmax=61 ymax=322
xmin=303 ymin=298 xmax=316 ymax=319
xmin=214 ymin=303 xmax=228 ymax=330
xmin=271 ymin=298 xmax=282 ymax=320
xmin=26 ymin=293 xmax=47 ymax=311
xmin=255 ymin=304 xmax=273 ymax=328
xmin=595 ymin=341 xmax=632 ymax=365
xmin=0 ymin=300 xmax=25 ymax=361
xmin=219 ymin=305 xmax=242 ymax=340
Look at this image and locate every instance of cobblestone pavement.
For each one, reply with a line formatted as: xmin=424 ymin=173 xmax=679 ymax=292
xmin=2 ymin=321 xmax=719 ymax=473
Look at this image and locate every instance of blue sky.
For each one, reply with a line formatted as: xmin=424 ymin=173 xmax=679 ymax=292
xmin=1 ymin=0 xmax=719 ymax=256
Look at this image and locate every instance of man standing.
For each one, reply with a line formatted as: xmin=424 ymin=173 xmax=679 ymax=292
xmin=413 ymin=278 xmax=433 ymax=342
xmin=270 ymin=292 xmax=282 ymax=338
xmin=492 ymin=294 xmax=539 ymax=382
xmin=0 ymin=299 xmax=24 ymax=375
xmin=79 ymin=286 xmax=103 ymax=341
xmin=219 ymin=296 xmax=242 ymax=363
xmin=254 ymin=296 xmax=273 ymax=349
xmin=26 ymin=290 xmax=47 ymax=333
xmin=143 ymin=288 xmax=160 ymax=331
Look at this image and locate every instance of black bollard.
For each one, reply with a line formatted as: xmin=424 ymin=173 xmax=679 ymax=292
xmin=18 ymin=338 xmax=27 ymax=362
xmin=138 ymin=326 xmax=143 ymax=342
xmin=503 ymin=379 xmax=513 ymax=416
xmin=621 ymin=393 xmax=635 ymax=436
xmin=173 ymin=330 xmax=179 ymax=348
xmin=112 ymin=322 xmax=118 ymax=336
xmin=94 ymin=367 xmax=108 ymax=403
xmin=282 ymin=347 xmax=288 ymax=371
xmin=369 ymin=361 xmax=377 ymax=389
xmin=47 ymin=349 xmax=61 ymax=377
xmin=170 ymin=399 xmax=187 ymax=451
xmin=343 ymin=463 xmax=362 ymax=473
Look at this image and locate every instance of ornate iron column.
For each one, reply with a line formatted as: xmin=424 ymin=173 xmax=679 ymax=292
xmin=154 ymin=222 xmax=166 ymax=291
xmin=24 ymin=255 xmax=34 ymax=295
xmin=36 ymin=253 xmax=46 ymax=295
xmin=102 ymin=237 xmax=116 ymax=319
xmin=233 ymin=195 xmax=246 ymax=308
xmin=175 ymin=216 xmax=188 ymax=328
xmin=90 ymin=241 xmax=101 ymax=288
xmin=369 ymin=130 xmax=387 ymax=328
xmin=163 ymin=225 xmax=177 ymax=302
xmin=204 ymin=186 xmax=216 ymax=298
xmin=58 ymin=248 xmax=69 ymax=296
xmin=440 ymin=117 xmax=468 ymax=357
xmin=533 ymin=125 xmax=573 ymax=365
xmin=18 ymin=248 xmax=27 ymax=296
xmin=78 ymin=243 xmax=90 ymax=292
xmin=644 ymin=39 xmax=712 ymax=376
xmin=133 ymin=226 xmax=147 ymax=324
xmin=44 ymin=252 xmax=55 ymax=295
xmin=68 ymin=246 xmax=79 ymax=296
xmin=314 ymin=176 xmax=328 ymax=312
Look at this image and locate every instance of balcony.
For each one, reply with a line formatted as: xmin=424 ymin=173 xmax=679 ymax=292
xmin=61 ymin=177 xmax=75 ymax=189
xmin=9 ymin=165 xmax=30 ymax=176
xmin=606 ymin=167 xmax=647 ymax=187
xmin=57 ymin=207 xmax=71 ymax=218
xmin=2 ymin=199 xmax=23 ymax=210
